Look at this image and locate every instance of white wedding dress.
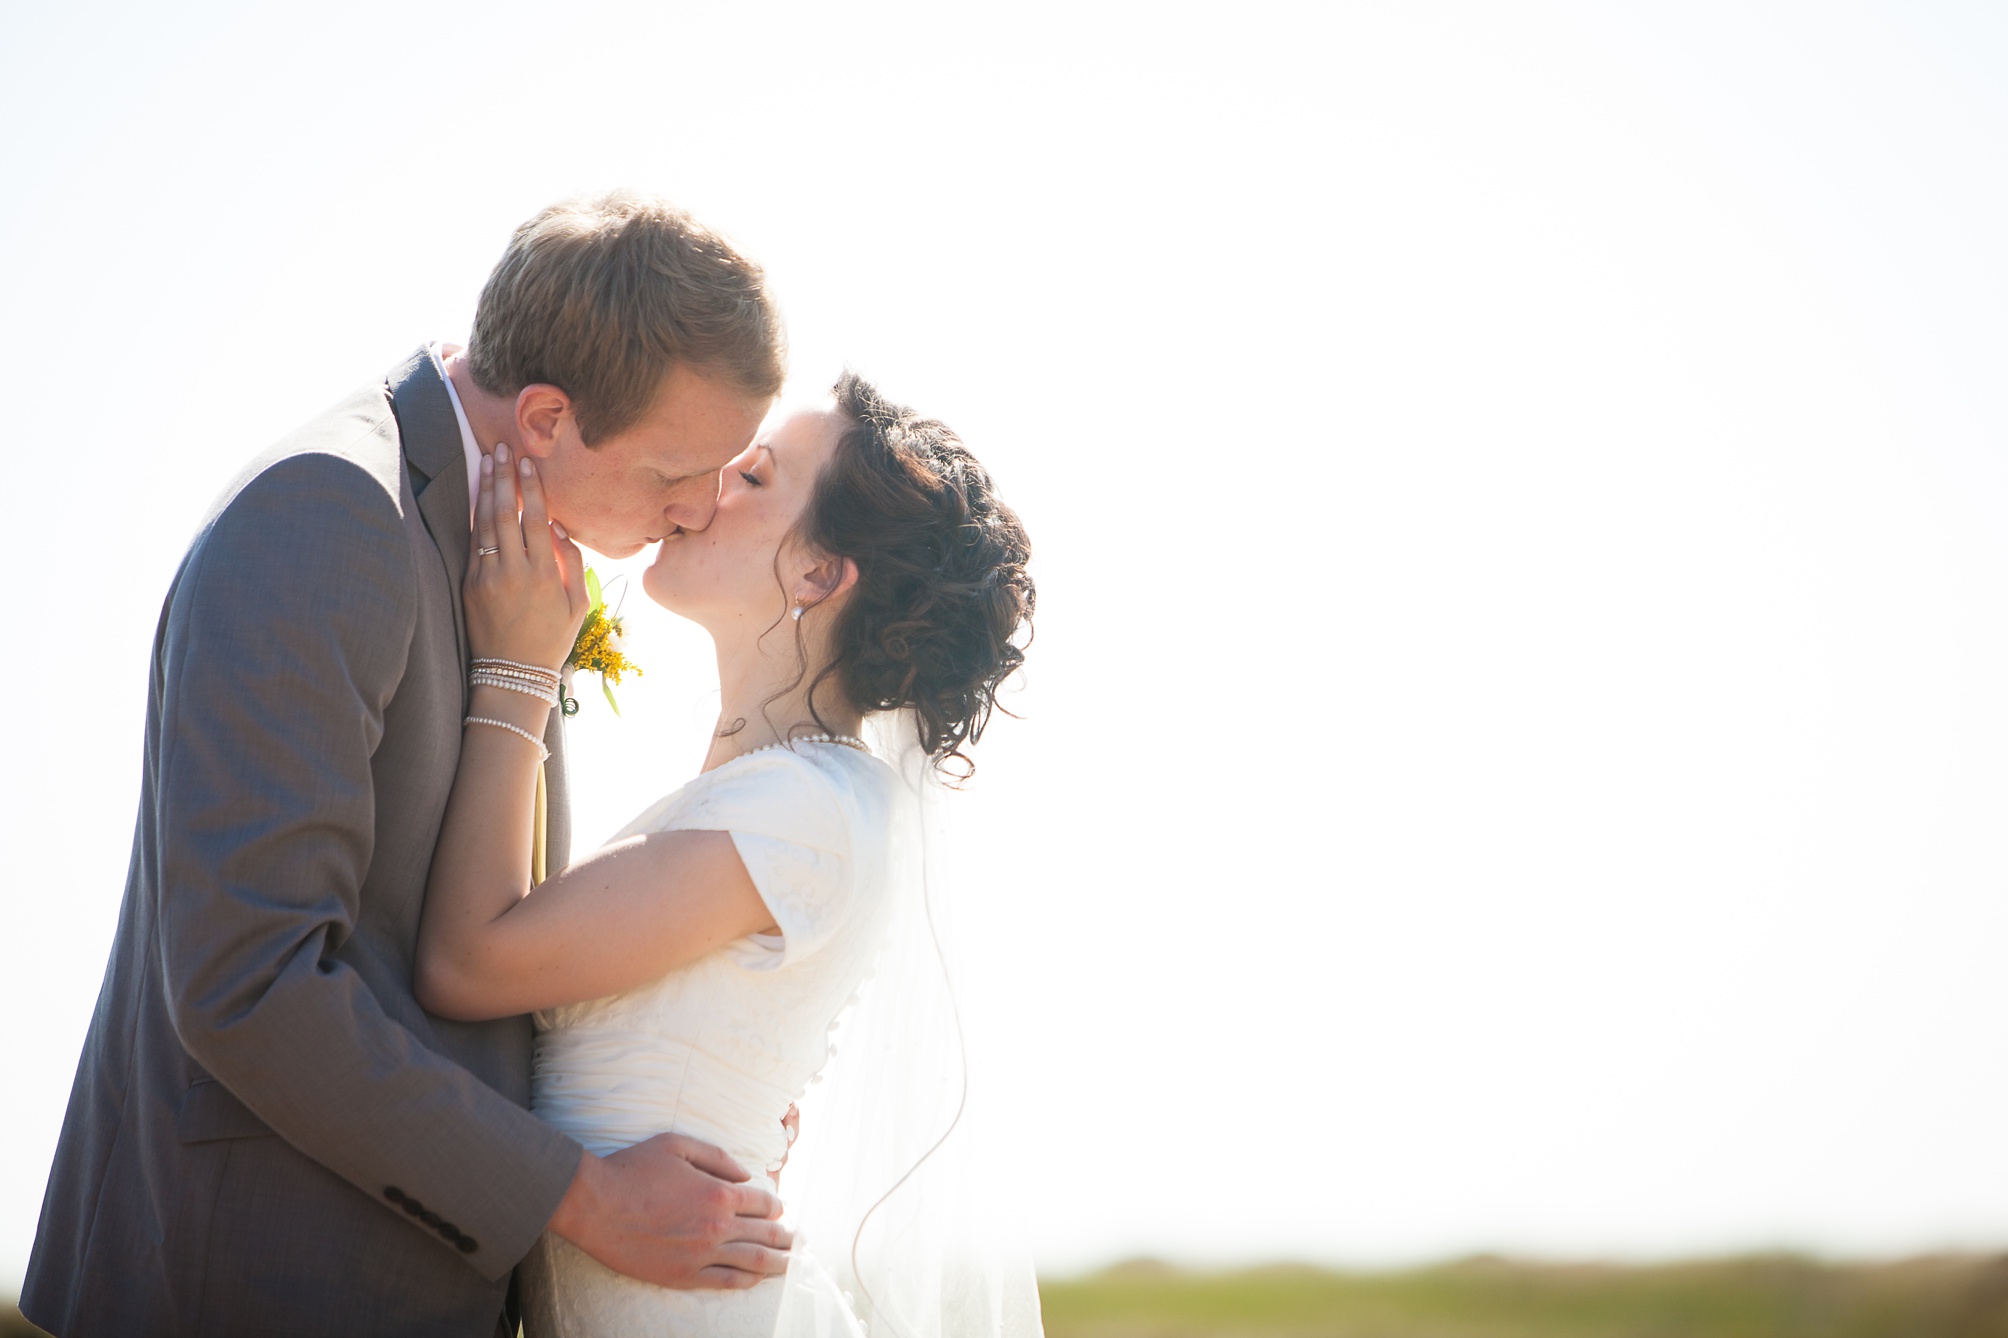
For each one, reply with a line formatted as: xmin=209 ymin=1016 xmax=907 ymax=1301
xmin=519 ymin=741 xmax=899 ymax=1338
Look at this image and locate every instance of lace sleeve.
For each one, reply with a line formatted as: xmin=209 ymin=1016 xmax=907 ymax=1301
xmin=733 ymin=832 xmax=851 ymax=968
xmin=670 ymin=750 xmax=857 ymax=969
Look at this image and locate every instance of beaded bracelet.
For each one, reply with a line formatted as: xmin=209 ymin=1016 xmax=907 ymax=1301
xmin=471 ymin=657 xmax=563 ymax=680
xmin=470 ymin=674 xmax=559 ymax=705
xmin=464 ymin=715 xmax=551 ymax=761
xmin=472 ymin=662 xmax=558 ymax=681
xmin=470 ymin=666 xmax=559 ymax=692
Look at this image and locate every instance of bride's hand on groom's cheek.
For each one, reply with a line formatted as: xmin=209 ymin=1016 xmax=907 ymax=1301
xmin=464 ymin=443 xmax=590 ymax=670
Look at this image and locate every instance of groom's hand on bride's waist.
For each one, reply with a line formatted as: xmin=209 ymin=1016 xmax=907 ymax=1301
xmin=546 ymin=1132 xmax=791 ymax=1288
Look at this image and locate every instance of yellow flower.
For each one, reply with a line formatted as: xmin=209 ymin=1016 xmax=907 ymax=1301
xmin=564 ymin=567 xmax=643 ymax=715
xmin=570 ymin=609 xmax=640 ymax=685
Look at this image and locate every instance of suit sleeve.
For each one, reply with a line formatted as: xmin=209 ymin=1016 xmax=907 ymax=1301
xmin=156 ymin=451 xmax=581 ymax=1280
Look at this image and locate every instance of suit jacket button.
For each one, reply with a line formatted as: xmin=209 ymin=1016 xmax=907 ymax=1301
xmin=383 ymin=1187 xmax=407 ymax=1204
xmin=456 ymin=1235 xmax=479 ymax=1253
xmin=418 ymin=1209 xmax=442 ymax=1228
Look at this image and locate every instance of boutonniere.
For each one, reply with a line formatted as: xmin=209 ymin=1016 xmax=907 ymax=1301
xmin=563 ymin=568 xmax=642 ymax=717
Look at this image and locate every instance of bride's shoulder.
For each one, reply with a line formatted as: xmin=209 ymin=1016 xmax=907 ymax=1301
xmin=774 ymin=744 xmax=903 ymax=823
xmin=606 ymin=744 xmax=898 ymax=848
xmin=670 ymin=745 xmax=894 ymax=843
xmin=721 ymin=742 xmax=896 ymax=796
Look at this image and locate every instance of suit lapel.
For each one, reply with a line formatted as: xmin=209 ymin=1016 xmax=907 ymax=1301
xmin=387 ymin=347 xmax=472 ymax=670
xmin=385 ymin=346 xmax=572 ymax=866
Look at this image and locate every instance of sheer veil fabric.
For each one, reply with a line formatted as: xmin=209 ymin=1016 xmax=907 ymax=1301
xmin=771 ymin=710 xmax=1044 ymax=1338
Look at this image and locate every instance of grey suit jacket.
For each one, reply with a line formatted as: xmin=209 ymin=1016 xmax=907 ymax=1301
xmin=23 ymin=350 xmax=585 ymax=1337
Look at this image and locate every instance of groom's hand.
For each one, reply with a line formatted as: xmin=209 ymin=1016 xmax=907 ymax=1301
xmin=547 ymin=1135 xmax=791 ymax=1289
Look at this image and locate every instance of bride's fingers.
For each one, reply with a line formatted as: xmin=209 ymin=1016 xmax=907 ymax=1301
xmin=518 ymin=456 xmax=557 ymax=572
xmin=493 ymin=442 xmax=525 ymax=559
xmin=552 ymin=521 xmax=588 ymax=615
xmin=471 ymin=452 xmax=499 ymax=564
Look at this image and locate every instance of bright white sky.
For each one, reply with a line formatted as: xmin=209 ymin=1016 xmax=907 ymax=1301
xmin=4 ymin=0 xmax=2008 ymax=1290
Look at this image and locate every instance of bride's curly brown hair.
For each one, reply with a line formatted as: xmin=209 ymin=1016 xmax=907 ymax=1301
xmin=797 ymin=372 xmax=1034 ymax=780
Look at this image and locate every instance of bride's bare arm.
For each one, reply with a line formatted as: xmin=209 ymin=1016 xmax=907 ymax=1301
xmin=418 ymin=820 xmax=776 ymax=1021
xmin=415 ymin=447 xmax=775 ymax=1023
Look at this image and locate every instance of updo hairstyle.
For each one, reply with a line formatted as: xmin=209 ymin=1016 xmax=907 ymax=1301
xmin=798 ymin=373 xmax=1034 ymax=780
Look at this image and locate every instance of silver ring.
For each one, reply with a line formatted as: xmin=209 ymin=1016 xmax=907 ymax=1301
xmin=477 ymin=545 xmax=502 ymax=557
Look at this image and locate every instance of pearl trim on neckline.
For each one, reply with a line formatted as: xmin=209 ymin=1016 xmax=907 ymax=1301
xmin=730 ymin=733 xmax=873 ymax=761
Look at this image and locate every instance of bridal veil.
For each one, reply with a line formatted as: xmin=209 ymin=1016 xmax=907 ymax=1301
xmin=770 ymin=710 xmax=1044 ymax=1338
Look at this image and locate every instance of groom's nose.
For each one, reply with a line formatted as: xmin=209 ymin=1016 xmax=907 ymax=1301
xmin=665 ymin=472 xmax=723 ymax=532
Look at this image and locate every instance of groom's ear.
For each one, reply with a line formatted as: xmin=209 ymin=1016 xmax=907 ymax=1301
xmin=514 ymin=384 xmax=574 ymax=458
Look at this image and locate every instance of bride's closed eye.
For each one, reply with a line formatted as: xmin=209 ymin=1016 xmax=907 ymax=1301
xmin=738 ymin=469 xmax=762 ymax=487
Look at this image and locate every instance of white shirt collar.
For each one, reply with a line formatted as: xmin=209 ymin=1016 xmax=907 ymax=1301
xmin=427 ymin=343 xmax=484 ymax=523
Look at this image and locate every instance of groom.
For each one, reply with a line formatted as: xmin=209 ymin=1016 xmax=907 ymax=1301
xmin=23 ymin=192 xmax=791 ymax=1337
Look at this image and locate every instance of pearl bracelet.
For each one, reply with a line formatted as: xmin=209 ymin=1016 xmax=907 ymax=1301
xmin=471 ymin=668 xmax=560 ymax=690
xmin=473 ymin=662 xmax=559 ymax=680
xmin=472 ymin=657 xmax=563 ymax=680
xmin=470 ymin=673 xmax=559 ymax=705
xmin=464 ymin=715 xmax=551 ymax=761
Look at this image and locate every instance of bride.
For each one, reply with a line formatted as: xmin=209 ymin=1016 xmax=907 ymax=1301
xmin=412 ymin=372 xmax=1037 ymax=1337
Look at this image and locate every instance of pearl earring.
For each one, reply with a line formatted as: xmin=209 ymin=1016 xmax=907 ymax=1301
xmin=791 ymin=604 xmax=805 ymax=622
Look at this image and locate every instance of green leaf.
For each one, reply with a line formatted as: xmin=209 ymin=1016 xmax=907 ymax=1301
xmin=585 ymin=567 xmax=604 ymax=616
xmin=602 ymin=678 xmax=621 ymax=716
xmin=566 ymin=607 xmax=600 ymax=668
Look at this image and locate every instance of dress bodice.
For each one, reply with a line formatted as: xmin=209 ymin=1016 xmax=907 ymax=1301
xmin=529 ymin=743 xmax=899 ymax=1177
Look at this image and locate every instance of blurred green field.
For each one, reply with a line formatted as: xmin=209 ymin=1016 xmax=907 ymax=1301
xmin=9 ymin=1255 xmax=2008 ymax=1337
xmin=1038 ymin=1256 xmax=2008 ymax=1338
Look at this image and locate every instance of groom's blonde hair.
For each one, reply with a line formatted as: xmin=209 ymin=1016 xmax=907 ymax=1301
xmin=468 ymin=191 xmax=785 ymax=444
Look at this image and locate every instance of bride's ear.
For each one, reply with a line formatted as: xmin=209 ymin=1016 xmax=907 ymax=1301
xmin=515 ymin=385 xmax=573 ymax=458
xmin=797 ymin=554 xmax=859 ymax=611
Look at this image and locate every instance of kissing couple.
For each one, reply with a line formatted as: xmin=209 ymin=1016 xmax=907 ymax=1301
xmin=23 ymin=191 xmax=1039 ymax=1338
